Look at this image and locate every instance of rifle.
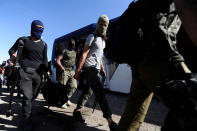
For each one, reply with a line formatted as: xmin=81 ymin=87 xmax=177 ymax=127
xmin=6 ymin=40 xmax=24 ymax=117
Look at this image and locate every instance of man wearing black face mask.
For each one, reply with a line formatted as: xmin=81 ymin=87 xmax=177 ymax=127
xmin=56 ymin=38 xmax=77 ymax=108
xmin=9 ymin=20 xmax=48 ymax=129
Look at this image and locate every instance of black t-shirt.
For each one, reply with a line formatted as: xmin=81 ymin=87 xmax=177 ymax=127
xmin=9 ymin=36 xmax=48 ymax=70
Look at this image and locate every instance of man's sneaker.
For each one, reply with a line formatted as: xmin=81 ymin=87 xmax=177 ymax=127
xmin=73 ymin=109 xmax=85 ymax=122
xmin=61 ymin=104 xmax=68 ymax=109
xmin=17 ymin=93 xmax=21 ymax=99
xmin=109 ymin=121 xmax=118 ymax=131
xmin=66 ymin=100 xmax=72 ymax=106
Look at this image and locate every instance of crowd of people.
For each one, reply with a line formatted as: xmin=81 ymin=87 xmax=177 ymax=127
xmin=1 ymin=15 xmax=118 ymax=131
xmin=1 ymin=0 xmax=197 ymax=131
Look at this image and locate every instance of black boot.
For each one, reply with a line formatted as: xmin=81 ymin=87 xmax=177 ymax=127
xmin=109 ymin=121 xmax=118 ymax=131
xmin=73 ymin=109 xmax=85 ymax=122
xmin=17 ymin=93 xmax=21 ymax=99
xmin=18 ymin=116 xmax=33 ymax=131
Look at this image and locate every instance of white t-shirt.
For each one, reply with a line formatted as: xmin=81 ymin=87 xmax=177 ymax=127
xmin=84 ymin=34 xmax=105 ymax=70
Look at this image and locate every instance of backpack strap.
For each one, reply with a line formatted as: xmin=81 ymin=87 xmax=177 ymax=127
xmin=62 ymin=49 xmax=66 ymax=55
xmin=15 ymin=37 xmax=28 ymax=67
xmin=88 ymin=33 xmax=97 ymax=49
xmin=40 ymin=40 xmax=48 ymax=66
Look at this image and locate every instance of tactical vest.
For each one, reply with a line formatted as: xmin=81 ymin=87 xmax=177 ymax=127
xmin=61 ymin=49 xmax=76 ymax=69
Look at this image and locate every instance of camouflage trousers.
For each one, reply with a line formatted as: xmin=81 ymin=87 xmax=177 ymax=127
xmin=117 ymin=57 xmax=171 ymax=131
xmin=60 ymin=69 xmax=77 ymax=100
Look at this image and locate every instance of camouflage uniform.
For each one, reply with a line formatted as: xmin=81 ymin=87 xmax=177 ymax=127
xmin=59 ymin=49 xmax=77 ymax=100
xmin=117 ymin=1 xmax=186 ymax=131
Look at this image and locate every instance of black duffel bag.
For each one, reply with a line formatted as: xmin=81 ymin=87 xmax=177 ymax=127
xmin=41 ymin=79 xmax=68 ymax=107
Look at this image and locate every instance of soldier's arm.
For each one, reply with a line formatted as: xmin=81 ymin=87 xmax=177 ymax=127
xmin=74 ymin=45 xmax=90 ymax=80
xmin=43 ymin=44 xmax=48 ymax=69
xmin=76 ymin=45 xmax=90 ymax=72
xmin=56 ymin=55 xmax=65 ymax=71
xmin=9 ymin=39 xmax=20 ymax=57
xmin=100 ymin=60 xmax=106 ymax=77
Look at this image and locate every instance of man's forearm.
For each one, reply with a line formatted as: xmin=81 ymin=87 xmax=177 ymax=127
xmin=100 ymin=60 xmax=105 ymax=72
xmin=180 ymin=62 xmax=191 ymax=73
xmin=56 ymin=59 xmax=64 ymax=70
xmin=77 ymin=55 xmax=86 ymax=72
xmin=9 ymin=41 xmax=19 ymax=56
xmin=76 ymin=45 xmax=90 ymax=72
xmin=57 ymin=63 xmax=64 ymax=71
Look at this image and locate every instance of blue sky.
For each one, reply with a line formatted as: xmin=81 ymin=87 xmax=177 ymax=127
xmin=0 ymin=0 xmax=132 ymax=63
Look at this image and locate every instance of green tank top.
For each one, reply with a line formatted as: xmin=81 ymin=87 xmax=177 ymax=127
xmin=61 ymin=49 xmax=76 ymax=68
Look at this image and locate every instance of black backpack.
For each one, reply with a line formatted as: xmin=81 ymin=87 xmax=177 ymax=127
xmin=104 ymin=0 xmax=176 ymax=64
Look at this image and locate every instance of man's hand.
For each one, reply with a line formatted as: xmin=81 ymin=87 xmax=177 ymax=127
xmin=12 ymin=54 xmax=17 ymax=58
xmin=100 ymin=70 xmax=106 ymax=77
xmin=2 ymin=69 xmax=5 ymax=74
xmin=74 ymin=70 xmax=81 ymax=80
xmin=61 ymin=67 xmax=65 ymax=71
xmin=9 ymin=62 xmax=14 ymax=66
xmin=185 ymin=73 xmax=197 ymax=87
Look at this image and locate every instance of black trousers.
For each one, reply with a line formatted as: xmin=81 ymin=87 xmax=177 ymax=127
xmin=77 ymin=67 xmax=112 ymax=119
xmin=19 ymin=68 xmax=41 ymax=118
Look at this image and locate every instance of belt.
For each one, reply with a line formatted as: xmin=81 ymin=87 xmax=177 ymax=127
xmin=63 ymin=64 xmax=74 ymax=68
xmin=83 ymin=67 xmax=99 ymax=72
xmin=64 ymin=66 xmax=74 ymax=69
xmin=24 ymin=67 xmax=36 ymax=74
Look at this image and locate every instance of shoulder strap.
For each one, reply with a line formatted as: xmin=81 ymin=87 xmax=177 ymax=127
xmin=92 ymin=33 xmax=96 ymax=42
xmin=89 ymin=33 xmax=96 ymax=48
xmin=40 ymin=40 xmax=47 ymax=63
xmin=62 ymin=49 xmax=66 ymax=55
xmin=15 ymin=37 xmax=28 ymax=67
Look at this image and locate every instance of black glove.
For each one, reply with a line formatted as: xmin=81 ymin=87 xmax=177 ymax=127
xmin=172 ymin=62 xmax=191 ymax=79
xmin=184 ymin=73 xmax=197 ymax=99
xmin=185 ymin=73 xmax=197 ymax=84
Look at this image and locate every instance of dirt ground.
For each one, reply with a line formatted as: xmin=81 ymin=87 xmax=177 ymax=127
xmin=0 ymin=85 xmax=168 ymax=131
